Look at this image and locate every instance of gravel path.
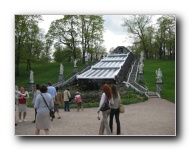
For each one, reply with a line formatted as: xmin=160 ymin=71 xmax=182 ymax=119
xmin=15 ymin=98 xmax=175 ymax=136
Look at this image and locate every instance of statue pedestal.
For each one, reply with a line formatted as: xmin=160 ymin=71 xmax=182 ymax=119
xmin=73 ymin=67 xmax=78 ymax=74
xmin=58 ymin=74 xmax=64 ymax=82
xmin=156 ymin=82 xmax=162 ymax=93
xmin=28 ymin=83 xmax=35 ymax=91
xmin=85 ymin=61 xmax=88 ymax=66
xmin=138 ymin=73 xmax=144 ymax=82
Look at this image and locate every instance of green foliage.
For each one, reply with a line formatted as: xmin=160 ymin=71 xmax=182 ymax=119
xmin=15 ymin=15 xmax=44 ymax=76
xmin=15 ymin=62 xmax=87 ymax=89
xmin=122 ymin=15 xmax=175 ymax=60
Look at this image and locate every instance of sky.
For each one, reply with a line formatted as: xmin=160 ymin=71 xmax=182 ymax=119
xmin=39 ymin=15 xmax=161 ymax=52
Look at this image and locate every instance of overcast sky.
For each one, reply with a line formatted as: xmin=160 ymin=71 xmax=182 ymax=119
xmin=39 ymin=15 xmax=133 ymax=52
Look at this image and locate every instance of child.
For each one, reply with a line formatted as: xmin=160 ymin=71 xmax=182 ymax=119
xmin=75 ymin=91 xmax=83 ymax=111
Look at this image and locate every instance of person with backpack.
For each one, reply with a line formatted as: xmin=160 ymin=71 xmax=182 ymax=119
xmin=75 ymin=91 xmax=83 ymax=111
xmin=63 ymin=88 xmax=71 ymax=112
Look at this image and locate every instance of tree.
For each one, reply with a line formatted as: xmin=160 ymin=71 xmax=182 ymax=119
xmin=46 ymin=15 xmax=80 ymax=61
xmin=109 ymin=47 xmax=115 ymax=54
xmin=155 ymin=15 xmax=175 ymax=59
xmin=122 ymin=15 xmax=152 ymax=59
xmin=79 ymin=15 xmax=104 ymax=63
xmin=15 ymin=15 xmax=43 ymax=76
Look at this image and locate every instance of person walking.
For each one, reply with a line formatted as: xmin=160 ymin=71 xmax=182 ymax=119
xmin=16 ymin=85 xmax=29 ymax=122
xmin=74 ymin=91 xmax=83 ymax=111
xmin=63 ymin=88 xmax=71 ymax=112
xmin=109 ymin=84 xmax=121 ymax=135
xmin=34 ymin=84 xmax=54 ymax=135
xmin=54 ymin=86 xmax=62 ymax=119
xmin=32 ymin=84 xmax=41 ymax=123
xmin=47 ymin=81 xmax=56 ymax=103
xmin=97 ymin=84 xmax=113 ymax=135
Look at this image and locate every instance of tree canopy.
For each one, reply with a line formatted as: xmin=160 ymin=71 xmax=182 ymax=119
xmin=122 ymin=15 xmax=175 ymax=60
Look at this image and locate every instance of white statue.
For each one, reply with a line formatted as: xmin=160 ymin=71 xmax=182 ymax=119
xmin=60 ymin=63 xmax=63 ymax=74
xmin=85 ymin=55 xmax=89 ymax=62
xmin=139 ymin=63 xmax=144 ymax=73
xmin=156 ymin=68 xmax=163 ymax=82
xmin=74 ymin=59 xmax=77 ymax=67
xmin=139 ymin=51 xmax=144 ymax=64
xmin=30 ymin=70 xmax=34 ymax=83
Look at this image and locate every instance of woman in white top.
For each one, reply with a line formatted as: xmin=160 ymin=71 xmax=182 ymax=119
xmin=16 ymin=85 xmax=29 ymax=122
xmin=34 ymin=85 xmax=54 ymax=135
xmin=97 ymin=84 xmax=113 ymax=135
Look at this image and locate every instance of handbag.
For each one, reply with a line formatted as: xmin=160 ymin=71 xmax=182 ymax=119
xmin=41 ymin=94 xmax=55 ymax=121
xmin=100 ymin=99 xmax=110 ymax=111
xmin=67 ymin=91 xmax=72 ymax=102
xmin=119 ymin=104 xmax=125 ymax=113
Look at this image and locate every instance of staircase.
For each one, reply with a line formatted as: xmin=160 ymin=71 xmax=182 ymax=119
xmin=124 ymin=60 xmax=160 ymax=99
xmin=147 ymin=91 xmax=160 ymax=98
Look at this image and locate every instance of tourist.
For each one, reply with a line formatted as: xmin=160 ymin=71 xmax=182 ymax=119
xmin=63 ymin=88 xmax=71 ymax=112
xmin=15 ymin=85 xmax=19 ymax=126
xmin=34 ymin=84 xmax=54 ymax=135
xmin=74 ymin=91 xmax=83 ymax=111
xmin=54 ymin=86 xmax=62 ymax=119
xmin=97 ymin=84 xmax=112 ymax=135
xmin=16 ymin=85 xmax=29 ymax=122
xmin=109 ymin=84 xmax=121 ymax=135
xmin=32 ymin=84 xmax=41 ymax=123
xmin=47 ymin=81 xmax=56 ymax=103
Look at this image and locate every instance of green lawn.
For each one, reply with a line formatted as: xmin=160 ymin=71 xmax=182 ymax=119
xmin=142 ymin=59 xmax=175 ymax=103
xmin=15 ymin=61 xmax=89 ymax=88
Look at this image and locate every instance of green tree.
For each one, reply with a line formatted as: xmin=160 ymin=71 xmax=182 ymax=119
xmin=46 ymin=15 xmax=80 ymax=61
xmin=155 ymin=15 xmax=175 ymax=59
xmin=122 ymin=15 xmax=152 ymax=59
xmin=15 ymin=15 xmax=43 ymax=76
xmin=79 ymin=15 xmax=104 ymax=63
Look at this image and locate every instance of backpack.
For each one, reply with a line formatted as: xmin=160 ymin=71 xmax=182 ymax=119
xmin=75 ymin=95 xmax=82 ymax=103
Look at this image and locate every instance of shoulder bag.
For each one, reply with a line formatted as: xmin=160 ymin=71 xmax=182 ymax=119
xmin=100 ymin=99 xmax=110 ymax=111
xmin=41 ymin=94 xmax=55 ymax=121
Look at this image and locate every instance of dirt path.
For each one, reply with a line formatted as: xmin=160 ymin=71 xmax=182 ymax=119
xmin=15 ymin=98 xmax=175 ymax=136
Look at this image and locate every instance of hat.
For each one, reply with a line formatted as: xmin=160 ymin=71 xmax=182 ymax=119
xmin=76 ymin=91 xmax=80 ymax=94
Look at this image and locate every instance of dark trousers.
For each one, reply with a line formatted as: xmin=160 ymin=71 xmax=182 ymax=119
xmin=64 ymin=101 xmax=70 ymax=111
xmin=109 ymin=108 xmax=121 ymax=135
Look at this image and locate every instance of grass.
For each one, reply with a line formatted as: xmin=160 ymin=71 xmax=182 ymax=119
xmin=141 ymin=59 xmax=175 ymax=103
xmin=15 ymin=61 xmax=89 ymax=88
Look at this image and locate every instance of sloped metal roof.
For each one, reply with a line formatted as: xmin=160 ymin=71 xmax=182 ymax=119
xmin=76 ymin=53 xmax=129 ymax=80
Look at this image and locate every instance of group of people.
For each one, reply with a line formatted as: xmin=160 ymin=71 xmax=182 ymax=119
xmin=15 ymin=81 xmax=77 ymax=135
xmin=97 ymin=84 xmax=121 ymax=135
xmin=15 ymin=82 xmax=121 ymax=135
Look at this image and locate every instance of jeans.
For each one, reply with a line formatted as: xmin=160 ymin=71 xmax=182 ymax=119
xmin=109 ymin=108 xmax=120 ymax=135
xmin=64 ymin=101 xmax=70 ymax=111
xmin=99 ymin=109 xmax=111 ymax=135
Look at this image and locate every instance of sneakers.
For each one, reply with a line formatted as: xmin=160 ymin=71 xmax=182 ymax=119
xmin=19 ymin=119 xmax=27 ymax=122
